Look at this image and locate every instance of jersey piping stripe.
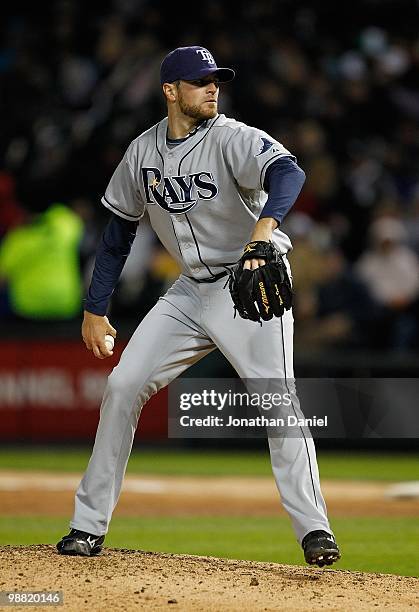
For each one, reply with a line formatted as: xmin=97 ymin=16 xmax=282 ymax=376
xmin=184 ymin=214 xmax=217 ymax=277
xmin=102 ymin=196 xmax=141 ymax=220
xmin=155 ymin=123 xmax=184 ymax=257
xmin=155 ymin=121 xmax=165 ymax=165
xmin=178 ymin=116 xmax=221 ymax=278
xmin=280 ymin=316 xmax=319 ymax=509
xmin=170 ymin=217 xmax=184 ymax=256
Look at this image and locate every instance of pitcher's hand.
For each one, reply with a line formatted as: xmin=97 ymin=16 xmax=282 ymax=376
xmin=82 ymin=311 xmax=117 ymax=359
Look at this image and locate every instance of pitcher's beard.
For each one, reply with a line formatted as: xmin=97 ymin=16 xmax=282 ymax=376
xmin=178 ymin=97 xmax=218 ymax=121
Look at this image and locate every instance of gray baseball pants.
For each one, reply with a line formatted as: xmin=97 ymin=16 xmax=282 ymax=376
xmin=70 ymin=270 xmax=332 ymax=543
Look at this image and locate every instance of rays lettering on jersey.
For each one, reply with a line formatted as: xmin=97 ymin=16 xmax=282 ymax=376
xmin=141 ymin=167 xmax=218 ymax=214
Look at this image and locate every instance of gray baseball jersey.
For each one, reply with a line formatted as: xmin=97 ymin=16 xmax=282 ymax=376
xmin=101 ymin=114 xmax=293 ymax=279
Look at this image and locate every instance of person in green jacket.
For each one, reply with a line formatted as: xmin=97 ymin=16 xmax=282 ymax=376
xmin=0 ymin=203 xmax=84 ymax=319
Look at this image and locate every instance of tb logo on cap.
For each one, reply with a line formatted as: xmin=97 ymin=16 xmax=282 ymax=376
xmin=196 ymin=49 xmax=215 ymax=65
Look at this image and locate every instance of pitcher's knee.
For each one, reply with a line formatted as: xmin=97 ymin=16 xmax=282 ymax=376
xmin=138 ymin=381 xmax=158 ymax=406
xmin=105 ymin=369 xmax=156 ymax=413
xmin=106 ymin=369 xmax=140 ymax=406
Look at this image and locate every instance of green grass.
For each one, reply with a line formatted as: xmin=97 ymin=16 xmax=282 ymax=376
xmin=0 ymin=516 xmax=417 ymax=577
xmin=2 ymin=449 xmax=417 ymax=578
xmin=0 ymin=447 xmax=417 ymax=481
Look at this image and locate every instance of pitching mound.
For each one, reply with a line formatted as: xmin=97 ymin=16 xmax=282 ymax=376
xmin=1 ymin=546 xmax=418 ymax=611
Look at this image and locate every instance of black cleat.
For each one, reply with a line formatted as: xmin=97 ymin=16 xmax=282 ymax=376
xmin=56 ymin=529 xmax=105 ymax=557
xmin=302 ymin=530 xmax=340 ymax=567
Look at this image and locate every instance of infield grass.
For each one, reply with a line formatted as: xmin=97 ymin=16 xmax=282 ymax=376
xmin=0 ymin=447 xmax=418 ymax=481
xmin=1 ymin=448 xmax=417 ymax=576
xmin=0 ymin=516 xmax=417 ymax=577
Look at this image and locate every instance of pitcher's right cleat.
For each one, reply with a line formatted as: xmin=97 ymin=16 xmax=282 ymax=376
xmin=56 ymin=529 xmax=105 ymax=557
xmin=302 ymin=530 xmax=340 ymax=567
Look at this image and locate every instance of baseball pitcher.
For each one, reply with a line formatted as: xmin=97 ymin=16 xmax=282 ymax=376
xmin=57 ymin=46 xmax=340 ymax=567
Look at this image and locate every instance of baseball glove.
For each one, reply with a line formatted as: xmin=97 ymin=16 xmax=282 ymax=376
xmin=227 ymin=241 xmax=293 ymax=323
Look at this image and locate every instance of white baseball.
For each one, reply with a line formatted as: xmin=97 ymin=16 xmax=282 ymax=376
xmin=105 ymin=334 xmax=115 ymax=351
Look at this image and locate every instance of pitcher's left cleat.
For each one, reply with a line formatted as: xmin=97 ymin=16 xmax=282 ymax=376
xmin=302 ymin=530 xmax=340 ymax=567
xmin=57 ymin=529 xmax=105 ymax=556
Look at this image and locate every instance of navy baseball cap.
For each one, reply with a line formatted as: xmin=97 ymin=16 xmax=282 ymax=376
xmin=160 ymin=46 xmax=235 ymax=85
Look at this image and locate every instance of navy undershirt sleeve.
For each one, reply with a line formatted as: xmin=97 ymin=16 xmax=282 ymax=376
xmin=259 ymin=157 xmax=306 ymax=225
xmin=84 ymin=213 xmax=138 ymax=315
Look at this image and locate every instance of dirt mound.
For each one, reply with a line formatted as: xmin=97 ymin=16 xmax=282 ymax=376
xmin=0 ymin=545 xmax=417 ymax=611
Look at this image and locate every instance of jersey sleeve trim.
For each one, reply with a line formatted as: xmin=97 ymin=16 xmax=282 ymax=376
xmin=259 ymin=153 xmax=296 ymax=191
xmin=101 ymin=196 xmax=143 ymax=221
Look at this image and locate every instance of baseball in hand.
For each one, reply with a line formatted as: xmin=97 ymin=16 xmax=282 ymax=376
xmin=104 ymin=334 xmax=115 ymax=352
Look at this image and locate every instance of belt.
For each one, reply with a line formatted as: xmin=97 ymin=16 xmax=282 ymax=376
xmin=187 ymin=270 xmax=229 ymax=284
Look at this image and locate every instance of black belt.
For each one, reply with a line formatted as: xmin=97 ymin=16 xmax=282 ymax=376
xmin=187 ymin=271 xmax=229 ymax=284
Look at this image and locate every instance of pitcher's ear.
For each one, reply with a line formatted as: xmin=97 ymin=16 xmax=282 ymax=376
xmin=163 ymin=82 xmax=177 ymax=101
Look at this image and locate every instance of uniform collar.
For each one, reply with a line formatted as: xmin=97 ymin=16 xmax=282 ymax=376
xmin=158 ymin=115 xmax=220 ymax=158
xmin=166 ymin=120 xmax=208 ymax=144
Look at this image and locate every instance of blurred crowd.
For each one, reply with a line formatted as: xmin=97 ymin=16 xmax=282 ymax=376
xmin=1 ymin=0 xmax=419 ymax=351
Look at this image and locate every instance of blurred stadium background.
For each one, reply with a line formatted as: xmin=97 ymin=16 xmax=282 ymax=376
xmin=0 ymin=0 xmax=418 ymax=577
